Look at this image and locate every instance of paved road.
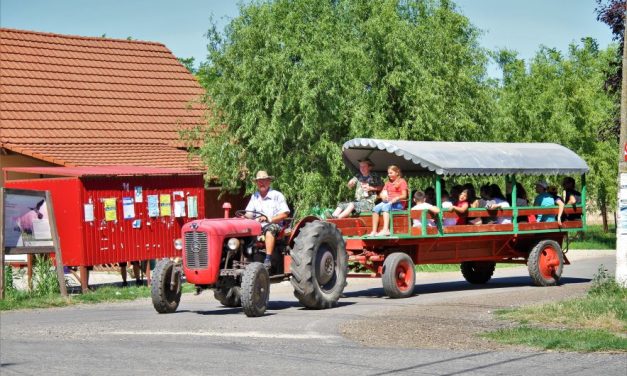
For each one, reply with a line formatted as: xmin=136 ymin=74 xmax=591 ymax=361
xmin=1 ymin=250 xmax=625 ymax=376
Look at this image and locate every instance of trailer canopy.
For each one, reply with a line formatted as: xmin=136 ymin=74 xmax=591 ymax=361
xmin=342 ymin=138 xmax=589 ymax=177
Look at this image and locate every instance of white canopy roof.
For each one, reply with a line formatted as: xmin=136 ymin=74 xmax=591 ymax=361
xmin=342 ymin=138 xmax=589 ymax=176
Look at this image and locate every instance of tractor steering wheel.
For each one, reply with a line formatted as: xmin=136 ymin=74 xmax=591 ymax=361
xmin=234 ymin=210 xmax=266 ymax=220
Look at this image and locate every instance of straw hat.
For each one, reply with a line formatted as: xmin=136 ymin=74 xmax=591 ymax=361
xmin=253 ymin=170 xmax=274 ymax=181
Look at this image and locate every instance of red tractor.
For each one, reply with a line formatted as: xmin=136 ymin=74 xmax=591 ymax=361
xmin=151 ymin=209 xmax=348 ymax=317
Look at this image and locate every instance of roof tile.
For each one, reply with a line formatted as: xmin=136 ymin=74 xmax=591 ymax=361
xmin=1 ymin=28 xmax=208 ymax=169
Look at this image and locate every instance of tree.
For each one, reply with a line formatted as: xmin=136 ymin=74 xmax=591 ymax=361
xmin=189 ymin=0 xmax=494 ymax=214
xmin=493 ymin=39 xmax=619 ymax=229
xmin=177 ymin=57 xmax=197 ymax=74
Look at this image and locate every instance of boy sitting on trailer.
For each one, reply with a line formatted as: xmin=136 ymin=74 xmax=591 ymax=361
xmin=411 ymin=191 xmax=440 ymax=227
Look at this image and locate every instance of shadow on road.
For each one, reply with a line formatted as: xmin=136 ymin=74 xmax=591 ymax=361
xmin=343 ymin=276 xmax=591 ymax=299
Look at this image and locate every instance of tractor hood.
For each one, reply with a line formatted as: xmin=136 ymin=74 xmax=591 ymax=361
xmin=182 ymin=218 xmax=263 ymax=237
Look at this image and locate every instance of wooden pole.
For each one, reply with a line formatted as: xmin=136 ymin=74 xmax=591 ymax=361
xmin=79 ymin=266 xmax=89 ymax=293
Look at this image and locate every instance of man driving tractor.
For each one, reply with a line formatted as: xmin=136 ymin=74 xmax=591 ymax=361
xmin=244 ymin=170 xmax=290 ymax=269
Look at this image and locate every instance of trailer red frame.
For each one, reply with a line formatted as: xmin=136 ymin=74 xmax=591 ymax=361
xmin=3 ymin=166 xmax=205 ymax=291
xmin=328 ymin=138 xmax=588 ymax=297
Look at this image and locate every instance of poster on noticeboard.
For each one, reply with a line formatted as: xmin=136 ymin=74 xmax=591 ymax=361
xmin=2 ymin=188 xmax=57 ymax=254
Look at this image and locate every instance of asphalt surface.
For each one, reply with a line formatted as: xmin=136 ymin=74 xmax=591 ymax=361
xmin=1 ymin=250 xmax=625 ymax=376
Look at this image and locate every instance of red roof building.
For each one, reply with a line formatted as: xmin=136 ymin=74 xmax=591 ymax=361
xmin=0 ymin=28 xmax=206 ymax=185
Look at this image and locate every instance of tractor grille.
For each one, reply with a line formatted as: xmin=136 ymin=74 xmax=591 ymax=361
xmin=185 ymin=231 xmax=208 ymax=269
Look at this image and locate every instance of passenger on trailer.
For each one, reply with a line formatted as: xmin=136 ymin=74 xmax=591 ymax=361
xmin=411 ymin=191 xmax=440 ymax=227
xmin=447 ymin=189 xmax=470 ymax=225
xmin=368 ymin=165 xmax=408 ymax=237
xmin=533 ymin=180 xmax=556 ymax=222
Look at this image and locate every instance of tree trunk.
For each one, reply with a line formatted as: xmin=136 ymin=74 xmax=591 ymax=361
xmin=602 ymin=204 xmax=609 ymax=233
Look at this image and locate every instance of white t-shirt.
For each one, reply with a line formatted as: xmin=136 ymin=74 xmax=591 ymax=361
xmin=245 ymin=189 xmax=290 ymax=225
xmin=411 ymin=202 xmax=436 ymax=227
xmin=492 ymin=198 xmax=511 ymax=224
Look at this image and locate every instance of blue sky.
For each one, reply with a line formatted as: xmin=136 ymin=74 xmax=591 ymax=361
xmin=0 ymin=0 xmax=615 ymax=77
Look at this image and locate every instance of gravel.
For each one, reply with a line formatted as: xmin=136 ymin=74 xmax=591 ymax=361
xmin=340 ymin=280 xmax=591 ymax=351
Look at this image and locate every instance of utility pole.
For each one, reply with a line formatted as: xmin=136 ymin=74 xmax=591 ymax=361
xmin=616 ymin=5 xmax=627 ymax=287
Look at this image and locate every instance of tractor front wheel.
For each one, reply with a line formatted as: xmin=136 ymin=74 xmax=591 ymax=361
xmin=528 ymin=240 xmax=564 ymax=286
xmin=382 ymin=252 xmax=415 ymax=298
xmin=151 ymin=259 xmax=182 ymax=313
xmin=290 ymin=221 xmax=348 ymax=309
xmin=461 ymin=261 xmax=496 ymax=284
xmin=241 ymin=262 xmax=270 ymax=317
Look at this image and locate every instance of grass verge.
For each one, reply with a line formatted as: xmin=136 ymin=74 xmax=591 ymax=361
xmin=568 ymin=224 xmax=616 ymax=250
xmin=483 ymin=267 xmax=627 ymax=352
xmin=0 ymin=283 xmax=195 ymax=311
xmin=484 ymin=327 xmax=627 ymax=352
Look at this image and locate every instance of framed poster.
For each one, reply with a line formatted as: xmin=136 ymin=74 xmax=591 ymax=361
xmin=1 ymin=188 xmax=67 ymax=298
xmin=2 ymin=188 xmax=56 ymax=253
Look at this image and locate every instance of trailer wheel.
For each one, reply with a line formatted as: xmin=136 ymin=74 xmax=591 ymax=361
xmin=460 ymin=261 xmax=496 ymax=284
xmin=241 ymin=262 xmax=270 ymax=317
xmin=291 ymin=221 xmax=348 ymax=309
xmin=151 ymin=259 xmax=181 ymax=314
xmin=528 ymin=240 xmax=564 ymax=286
xmin=214 ymin=286 xmax=241 ymax=307
xmin=382 ymin=252 xmax=415 ymax=298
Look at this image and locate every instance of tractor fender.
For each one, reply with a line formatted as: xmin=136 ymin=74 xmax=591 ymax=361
xmin=287 ymin=216 xmax=320 ymax=249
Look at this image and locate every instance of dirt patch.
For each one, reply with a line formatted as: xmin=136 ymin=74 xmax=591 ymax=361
xmin=340 ymin=282 xmax=590 ymax=350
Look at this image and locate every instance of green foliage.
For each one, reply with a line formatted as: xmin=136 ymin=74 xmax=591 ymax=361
xmin=32 ymin=255 xmax=59 ymax=297
xmin=186 ymin=0 xmax=618 ymax=219
xmin=177 ymin=56 xmax=197 ymax=74
xmin=493 ymin=38 xmax=619 ymax=214
xmin=190 ymin=0 xmax=494 ymax=215
xmin=3 ymin=265 xmax=16 ymax=295
xmin=589 ymin=265 xmax=627 ymax=302
xmin=568 ymin=225 xmax=616 ymax=249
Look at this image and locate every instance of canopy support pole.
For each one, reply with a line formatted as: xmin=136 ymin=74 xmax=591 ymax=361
xmin=510 ymin=175 xmax=518 ymax=234
xmin=581 ymin=173 xmax=587 ymax=231
xmin=435 ymin=176 xmax=443 ymax=235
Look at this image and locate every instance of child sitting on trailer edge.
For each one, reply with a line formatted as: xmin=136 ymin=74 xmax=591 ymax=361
xmin=368 ymin=165 xmax=408 ymax=237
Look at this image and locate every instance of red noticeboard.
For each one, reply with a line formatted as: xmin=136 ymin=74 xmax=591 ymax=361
xmin=2 ymin=166 xmax=205 ymax=267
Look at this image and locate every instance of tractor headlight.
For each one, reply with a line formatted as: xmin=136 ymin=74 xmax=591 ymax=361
xmin=173 ymin=238 xmax=183 ymax=250
xmin=227 ymin=238 xmax=240 ymax=251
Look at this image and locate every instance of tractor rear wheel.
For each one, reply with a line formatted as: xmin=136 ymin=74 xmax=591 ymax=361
xmin=214 ymin=286 xmax=241 ymax=307
xmin=291 ymin=221 xmax=347 ymax=309
xmin=528 ymin=240 xmax=564 ymax=286
xmin=382 ymin=252 xmax=415 ymax=298
xmin=151 ymin=259 xmax=182 ymax=313
xmin=241 ymin=262 xmax=270 ymax=317
xmin=461 ymin=261 xmax=496 ymax=284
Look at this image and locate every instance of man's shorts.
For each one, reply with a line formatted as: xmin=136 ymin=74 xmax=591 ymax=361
xmin=337 ymin=199 xmax=375 ymax=214
xmin=262 ymin=223 xmax=282 ymax=237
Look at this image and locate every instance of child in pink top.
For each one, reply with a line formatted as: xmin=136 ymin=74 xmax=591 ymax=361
xmin=368 ymin=165 xmax=408 ymax=237
xmin=448 ymin=189 xmax=469 ymax=225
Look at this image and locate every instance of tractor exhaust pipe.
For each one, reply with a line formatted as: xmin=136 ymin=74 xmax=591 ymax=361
xmin=222 ymin=202 xmax=232 ymax=218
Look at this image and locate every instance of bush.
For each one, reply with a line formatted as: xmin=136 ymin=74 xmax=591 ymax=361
xmin=3 ymin=264 xmax=16 ymax=295
xmin=589 ymin=265 xmax=626 ymax=297
xmin=32 ymin=255 xmax=60 ymax=297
